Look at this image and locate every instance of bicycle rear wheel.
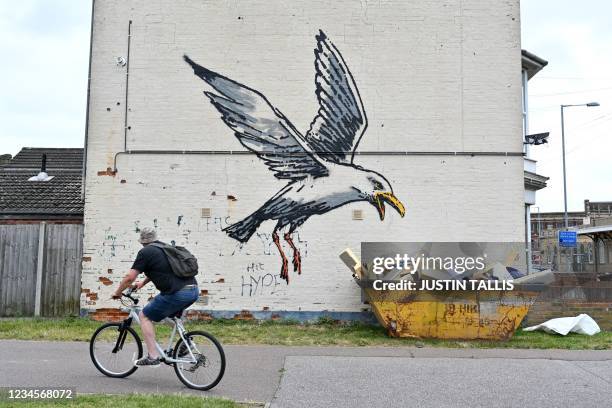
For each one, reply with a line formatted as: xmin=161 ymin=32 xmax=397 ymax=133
xmin=90 ymin=322 xmax=143 ymax=378
xmin=173 ymin=330 xmax=226 ymax=390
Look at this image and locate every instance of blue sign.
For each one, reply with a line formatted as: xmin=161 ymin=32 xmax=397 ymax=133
xmin=559 ymin=231 xmax=577 ymax=248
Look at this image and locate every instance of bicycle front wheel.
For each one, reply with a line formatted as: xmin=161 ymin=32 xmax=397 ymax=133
xmin=173 ymin=330 xmax=226 ymax=390
xmin=90 ymin=322 xmax=143 ymax=378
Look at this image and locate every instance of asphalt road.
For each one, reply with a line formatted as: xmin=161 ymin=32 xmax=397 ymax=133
xmin=271 ymin=356 xmax=612 ymax=408
xmin=0 ymin=340 xmax=610 ymax=407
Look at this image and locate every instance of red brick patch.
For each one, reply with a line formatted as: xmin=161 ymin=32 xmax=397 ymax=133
xmin=90 ymin=308 xmax=128 ymax=322
xmin=98 ymin=277 xmax=113 ymax=286
xmin=233 ymin=310 xmax=254 ymax=320
xmin=97 ymin=167 xmax=116 ymax=176
xmin=185 ymin=310 xmax=213 ymax=321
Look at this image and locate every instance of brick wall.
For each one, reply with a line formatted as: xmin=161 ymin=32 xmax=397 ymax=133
xmin=525 ymin=275 xmax=612 ymax=330
xmin=82 ymin=0 xmax=524 ymax=316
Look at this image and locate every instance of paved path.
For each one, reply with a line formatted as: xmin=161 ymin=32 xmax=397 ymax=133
xmin=271 ymin=356 xmax=612 ymax=408
xmin=1 ymin=340 xmax=610 ymax=407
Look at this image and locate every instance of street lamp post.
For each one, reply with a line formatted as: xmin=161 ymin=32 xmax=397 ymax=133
xmin=559 ymin=102 xmax=599 ymax=271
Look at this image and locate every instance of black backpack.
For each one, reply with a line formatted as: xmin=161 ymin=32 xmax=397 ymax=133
xmin=151 ymin=242 xmax=199 ymax=278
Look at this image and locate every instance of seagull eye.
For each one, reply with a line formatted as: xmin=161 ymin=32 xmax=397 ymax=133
xmin=369 ymin=177 xmax=384 ymax=190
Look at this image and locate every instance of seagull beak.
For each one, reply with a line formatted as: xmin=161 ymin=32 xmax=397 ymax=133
xmin=372 ymin=192 xmax=405 ymax=221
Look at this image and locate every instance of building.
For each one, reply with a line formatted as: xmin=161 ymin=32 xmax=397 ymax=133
xmin=527 ymin=200 xmax=612 ymax=328
xmin=0 ymin=147 xmax=84 ymax=317
xmin=521 ymin=49 xmax=549 ymax=272
xmin=0 ymin=154 xmax=11 ymax=166
xmin=531 ymin=200 xmax=612 ymax=274
xmin=0 ymin=147 xmax=84 ymax=224
xmin=83 ymin=0 xmax=528 ymax=320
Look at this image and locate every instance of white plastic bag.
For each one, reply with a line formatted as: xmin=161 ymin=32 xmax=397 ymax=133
xmin=523 ymin=314 xmax=601 ymax=336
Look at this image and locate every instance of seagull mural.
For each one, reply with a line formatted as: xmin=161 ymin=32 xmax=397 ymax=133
xmin=184 ymin=30 xmax=405 ymax=283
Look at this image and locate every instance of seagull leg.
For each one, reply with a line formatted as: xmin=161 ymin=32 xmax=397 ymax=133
xmin=284 ymin=233 xmax=302 ymax=275
xmin=273 ymin=231 xmax=289 ymax=283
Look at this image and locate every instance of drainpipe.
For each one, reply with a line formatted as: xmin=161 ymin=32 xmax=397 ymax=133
xmin=123 ymin=20 xmax=132 ymax=151
xmin=111 ymin=22 xmax=524 ymax=172
xmin=81 ymin=0 xmax=96 ymax=200
xmin=113 ymin=150 xmax=525 ymax=173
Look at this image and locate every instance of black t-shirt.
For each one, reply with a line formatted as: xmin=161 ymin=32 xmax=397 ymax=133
xmin=131 ymin=241 xmax=197 ymax=294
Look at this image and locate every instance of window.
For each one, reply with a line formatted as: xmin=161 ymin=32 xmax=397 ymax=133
xmin=578 ymin=243 xmax=585 ymax=264
xmin=598 ymin=240 xmax=607 ymax=264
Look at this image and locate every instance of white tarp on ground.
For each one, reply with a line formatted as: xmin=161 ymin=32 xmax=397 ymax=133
xmin=523 ymin=314 xmax=601 ymax=336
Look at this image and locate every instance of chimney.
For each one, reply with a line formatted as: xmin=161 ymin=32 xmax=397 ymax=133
xmin=28 ymin=153 xmax=53 ymax=182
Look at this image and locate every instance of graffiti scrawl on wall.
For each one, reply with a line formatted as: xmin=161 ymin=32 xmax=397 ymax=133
xmin=184 ymin=30 xmax=405 ymax=283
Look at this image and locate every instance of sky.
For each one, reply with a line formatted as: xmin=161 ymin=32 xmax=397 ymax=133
xmin=0 ymin=1 xmax=91 ymax=158
xmin=0 ymin=1 xmax=610 ymax=212
xmin=521 ymin=0 xmax=612 ymax=212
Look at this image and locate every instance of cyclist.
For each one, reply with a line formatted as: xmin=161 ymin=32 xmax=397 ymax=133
xmin=112 ymin=227 xmax=199 ymax=366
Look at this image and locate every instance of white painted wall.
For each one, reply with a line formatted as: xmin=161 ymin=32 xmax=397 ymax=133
xmin=82 ymin=0 xmax=523 ymax=315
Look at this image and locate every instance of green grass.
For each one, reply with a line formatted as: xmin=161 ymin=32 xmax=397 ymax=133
xmin=0 ymin=317 xmax=610 ymax=349
xmin=0 ymin=393 xmax=259 ymax=407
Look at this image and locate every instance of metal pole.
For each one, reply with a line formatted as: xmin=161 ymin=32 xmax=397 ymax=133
xmin=559 ymin=101 xmax=599 ymax=272
xmin=561 ymin=105 xmax=569 ymax=230
xmin=560 ymin=106 xmax=572 ymax=272
xmin=124 ymin=20 xmax=132 ymax=152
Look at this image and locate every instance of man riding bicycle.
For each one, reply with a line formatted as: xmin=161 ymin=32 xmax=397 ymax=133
xmin=112 ymin=227 xmax=199 ymax=366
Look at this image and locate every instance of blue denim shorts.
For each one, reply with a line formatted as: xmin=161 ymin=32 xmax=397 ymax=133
xmin=142 ymin=285 xmax=199 ymax=322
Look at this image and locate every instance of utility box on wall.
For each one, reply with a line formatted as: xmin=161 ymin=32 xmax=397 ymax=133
xmin=82 ymin=0 xmax=524 ymax=320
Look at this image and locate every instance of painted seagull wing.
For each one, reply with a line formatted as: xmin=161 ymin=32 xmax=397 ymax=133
xmin=305 ymin=31 xmax=368 ymax=164
xmin=184 ymin=55 xmax=328 ymax=180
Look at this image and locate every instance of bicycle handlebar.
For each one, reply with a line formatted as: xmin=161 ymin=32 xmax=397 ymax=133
xmin=122 ymin=287 xmax=139 ymax=305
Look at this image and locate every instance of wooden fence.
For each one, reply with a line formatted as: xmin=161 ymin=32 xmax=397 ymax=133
xmin=0 ymin=223 xmax=83 ymax=317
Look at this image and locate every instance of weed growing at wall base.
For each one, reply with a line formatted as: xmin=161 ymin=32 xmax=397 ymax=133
xmin=0 ymin=318 xmax=610 ymax=349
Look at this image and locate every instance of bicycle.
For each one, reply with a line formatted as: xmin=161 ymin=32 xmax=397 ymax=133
xmin=89 ymin=288 xmax=225 ymax=390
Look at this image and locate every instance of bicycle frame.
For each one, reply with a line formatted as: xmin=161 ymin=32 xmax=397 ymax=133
xmin=118 ymin=301 xmax=200 ymax=365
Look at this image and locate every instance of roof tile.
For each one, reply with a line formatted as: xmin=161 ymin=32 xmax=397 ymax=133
xmin=0 ymin=148 xmax=84 ymax=216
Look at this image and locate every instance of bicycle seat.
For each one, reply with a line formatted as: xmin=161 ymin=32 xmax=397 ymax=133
xmin=169 ymin=309 xmax=186 ymax=319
